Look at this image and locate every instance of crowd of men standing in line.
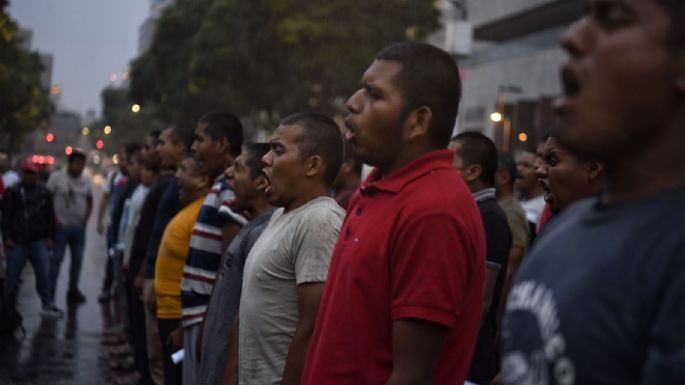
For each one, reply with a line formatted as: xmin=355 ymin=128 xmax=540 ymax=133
xmin=3 ymin=1 xmax=685 ymax=383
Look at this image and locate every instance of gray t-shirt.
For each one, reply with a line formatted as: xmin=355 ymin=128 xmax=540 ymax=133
xmin=47 ymin=170 xmax=92 ymax=226
xmin=199 ymin=210 xmax=274 ymax=385
xmin=238 ymin=196 xmax=345 ymax=385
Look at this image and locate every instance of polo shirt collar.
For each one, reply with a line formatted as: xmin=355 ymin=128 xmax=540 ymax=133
xmin=473 ymin=188 xmax=497 ymax=203
xmin=361 ymin=149 xmax=455 ymax=195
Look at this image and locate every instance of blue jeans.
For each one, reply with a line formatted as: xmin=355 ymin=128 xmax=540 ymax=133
xmin=6 ymin=240 xmax=53 ymax=307
xmin=50 ymin=224 xmax=86 ymax=299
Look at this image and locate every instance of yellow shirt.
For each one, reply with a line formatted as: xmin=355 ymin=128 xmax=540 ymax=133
xmin=154 ymin=197 xmax=203 ymax=319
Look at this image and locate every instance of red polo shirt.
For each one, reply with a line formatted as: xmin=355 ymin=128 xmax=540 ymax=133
xmin=302 ymin=149 xmax=486 ymax=385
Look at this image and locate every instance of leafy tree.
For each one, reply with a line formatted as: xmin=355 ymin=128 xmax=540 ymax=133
xmin=0 ymin=0 xmax=52 ymax=154
xmin=130 ymin=0 xmax=439 ymax=134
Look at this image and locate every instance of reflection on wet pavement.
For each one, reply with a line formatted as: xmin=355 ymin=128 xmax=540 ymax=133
xmin=1 ymin=190 xmax=114 ymax=385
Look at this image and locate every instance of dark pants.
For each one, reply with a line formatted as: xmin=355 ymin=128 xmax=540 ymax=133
xmin=126 ymin=270 xmax=152 ymax=385
xmin=158 ymin=318 xmax=182 ymax=385
xmin=6 ymin=240 xmax=53 ymax=307
xmin=50 ymin=224 xmax=86 ymax=300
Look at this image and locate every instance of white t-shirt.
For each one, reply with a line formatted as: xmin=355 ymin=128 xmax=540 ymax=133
xmin=238 ymin=196 xmax=344 ymax=385
xmin=119 ymin=184 xmax=149 ymax=265
xmin=47 ymin=170 xmax=93 ymax=226
xmin=2 ymin=170 xmax=19 ymax=189
xmin=520 ymin=195 xmax=546 ymax=226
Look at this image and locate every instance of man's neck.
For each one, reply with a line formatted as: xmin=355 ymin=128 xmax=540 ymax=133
xmin=378 ymin=145 xmax=435 ymax=178
xmin=497 ymin=188 xmax=514 ymax=200
xmin=521 ymin=186 xmax=543 ymax=201
xmin=284 ymin=184 xmax=329 ymax=213
xmin=249 ymin=200 xmax=274 ymax=218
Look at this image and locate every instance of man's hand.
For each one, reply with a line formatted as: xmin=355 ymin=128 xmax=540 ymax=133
xmin=168 ymin=326 xmax=184 ymax=351
xmin=133 ymin=274 xmax=145 ymax=296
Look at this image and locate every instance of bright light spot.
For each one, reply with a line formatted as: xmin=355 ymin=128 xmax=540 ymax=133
xmin=32 ymin=155 xmax=39 ymax=163
xmin=93 ymin=154 xmax=101 ymax=165
xmin=131 ymin=104 xmax=141 ymax=113
xmin=47 ymin=156 xmax=55 ymax=165
xmin=122 ymin=72 xmax=129 ymax=81
xmin=46 ymin=132 xmax=55 ymax=143
xmin=82 ymin=127 xmax=90 ymax=136
xmin=38 ymin=156 xmax=45 ymax=164
xmin=519 ymin=133 xmax=528 ymax=142
xmin=50 ymin=85 xmax=62 ymax=96
xmin=490 ymin=112 xmax=503 ymax=122
xmin=112 ymin=154 xmax=119 ymax=164
xmin=65 ymin=146 xmax=73 ymax=156
xmin=96 ymin=140 xmax=104 ymax=150
xmin=104 ymin=125 xmax=112 ymax=135
xmin=110 ymin=73 xmax=118 ymax=82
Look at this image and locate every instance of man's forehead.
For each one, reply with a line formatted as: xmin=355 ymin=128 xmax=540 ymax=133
xmin=271 ymin=124 xmax=302 ymax=142
xmin=362 ymin=60 xmax=401 ymax=82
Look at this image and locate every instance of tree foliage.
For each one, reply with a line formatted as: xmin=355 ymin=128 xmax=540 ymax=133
xmin=0 ymin=0 xmax=52 ymax=153
xmin=129 ymin=0 xmax=439 ymax=133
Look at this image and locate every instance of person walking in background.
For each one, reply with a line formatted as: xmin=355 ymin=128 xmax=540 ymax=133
xmin=47 ymin=148 xmax=93 ymax=305
xmin=2 ymin=159 xmax=62 ymax=317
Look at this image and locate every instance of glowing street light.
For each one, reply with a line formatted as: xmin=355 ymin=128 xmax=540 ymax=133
xmin=104 ymin=125 xmax=112 ymax=135
xmin=82 ymin=127 xmax=90 ymax=136
xmin=490 ymin=112 xmax=503 ymax=122
xmin=131 ymin=104 xmax=141 ymax=113
xmin=65 ymin=146 xmax=73 ymax=155
xmin=110 ymin=73 xmax=118 ymax=82
xmin=96 ymin=139 xmax=104 ymax=150
xmin=46 ymin=132 xmax=55 ymax=143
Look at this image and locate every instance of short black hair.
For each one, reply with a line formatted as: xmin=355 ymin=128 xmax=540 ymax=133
xmin=125 ymin=143 xmax=142 ymax=163
xmin=167 ymin=124 xmax=195 ymax=152
xmin=452 ymin=132 xmax=498 ymax=187
xmin=497 ymin=151 xmax=517 ymax=188
xmin=280 ymin=112 xmax=344 ymax=185
xmin=243 ymin=142 xmax=270 ymax=179
xmin=375 ymin=42 xmax=461 ymax=149
xmin=149 ymin=130 xmax=161 ymax=141
xmin=68 ymin=149 xmax=86 ymax=162
xmin=198 ymin=112 xmax=244 ymax=157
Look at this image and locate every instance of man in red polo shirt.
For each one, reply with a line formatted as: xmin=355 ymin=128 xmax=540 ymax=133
xmin=301 ymin=42 xmax=486 ymax=385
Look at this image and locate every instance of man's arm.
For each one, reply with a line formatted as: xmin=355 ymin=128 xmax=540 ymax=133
xmin=221 ymin=221 xmax=241 ymax=255
xmin=84 ymin=194 xmax=93 ymax=225
xmin=281 ymin=282 xmax=325 ymax=385
xmin=482 ymin=263 xmax=502 ymax=322
xmin=96 ymin=190 xmax=109 ymax=234
xmin=385 ymin=318 xmax=449 ymax=385
xmin=497 ymin=245 xmax=526 ymax=325
xmin=223 ymin=312 xmax=239 ymax=385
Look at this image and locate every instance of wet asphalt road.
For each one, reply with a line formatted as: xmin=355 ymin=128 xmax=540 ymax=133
xmin=1 ymin=186 xmax=114 ymax=385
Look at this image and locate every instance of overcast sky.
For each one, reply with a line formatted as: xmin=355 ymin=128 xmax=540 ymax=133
xmin=9 ymin=0 xmax=149 ymax=119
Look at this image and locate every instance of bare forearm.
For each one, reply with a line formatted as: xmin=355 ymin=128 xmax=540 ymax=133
xmin=85 ymin=197 xmax=93 ymax=223
xmin=281 ymin=327 xmax=314 ymax=385
xmin=223 ymin=316 xmax=239 ymax=385
xmin=97 ymin=193 xmax=108 ymax=225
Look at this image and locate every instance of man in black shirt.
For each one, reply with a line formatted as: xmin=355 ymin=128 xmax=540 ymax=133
xmin=502 ymin=1 xmax=685 ymax=384
xmin=450 ymin=132 xmax=512 ymax=385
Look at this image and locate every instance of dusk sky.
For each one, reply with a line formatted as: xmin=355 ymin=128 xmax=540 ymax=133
xmin=9 ymin=0 xmax=149 ymax=119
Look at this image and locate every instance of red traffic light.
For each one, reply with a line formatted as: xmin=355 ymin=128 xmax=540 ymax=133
xmin=65 ymin=146 xmax=73 ymax=155
xmin=46 ymin=133 xmax=55 ymax=143
xmin=96 ymin=140 xmax=104 ymax=150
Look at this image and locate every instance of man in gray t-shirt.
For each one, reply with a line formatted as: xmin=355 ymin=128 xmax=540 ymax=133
xmin=47 ymin=149 xmax=93 ymax=304
xmin=198 ymin=143 xmax=274 ymax=385
xmin=227 ymin=113 xmax=345 ymax=385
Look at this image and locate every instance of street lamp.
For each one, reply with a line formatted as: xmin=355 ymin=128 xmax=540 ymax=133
xmin=493 ymin=84 xmax=522 ymax=152
xmin=131 ymin=104 xmax=141 ymax=113
xmin=104 ymin=125 xmax=112 ymax=135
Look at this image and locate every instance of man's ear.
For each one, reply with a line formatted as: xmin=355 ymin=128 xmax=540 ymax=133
xmin=304 ymin=154 xmax=324 ymax=178
xmin=463 ymin=164 xmax=482 ymax=184
xmin=218 ymin=137 xmax=232 ymax=155
xmin=405 ymin=106 xmax=433 ymax=141
xmin=586 ymin=160 xmax=603 ymax=181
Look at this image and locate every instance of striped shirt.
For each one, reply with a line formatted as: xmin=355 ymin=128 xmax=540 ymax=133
xmin=181 ymin=174 xmax=246 ymax=326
